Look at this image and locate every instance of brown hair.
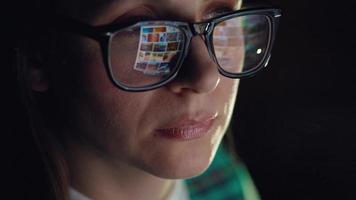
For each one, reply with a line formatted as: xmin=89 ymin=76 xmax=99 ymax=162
xmin=6 ymin=0 xmax=70 ymax=199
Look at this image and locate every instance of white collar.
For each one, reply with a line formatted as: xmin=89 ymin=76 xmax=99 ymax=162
xmin=68 ymin=180 xmax=190 ymax=200
xmin=69 ymin=187 xmax=91 ymax=200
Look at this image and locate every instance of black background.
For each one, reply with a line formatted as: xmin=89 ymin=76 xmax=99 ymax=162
xmin=233 ymin=0 xmax=356 ymax=199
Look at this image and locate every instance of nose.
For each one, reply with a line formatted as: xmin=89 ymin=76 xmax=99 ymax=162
xmin=166 ymin=35 xmax=220 ymax=94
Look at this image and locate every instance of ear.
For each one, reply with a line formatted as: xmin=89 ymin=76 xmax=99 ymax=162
xmin=29 ymin=67 xmax=49 ymax=92
xmin=27 ymin=57 xmax=49 ymax=92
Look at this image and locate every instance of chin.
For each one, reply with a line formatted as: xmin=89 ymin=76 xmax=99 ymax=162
xmin=137 ymin=138 xmax=219 ymax=179
xmin=146 ymin=157 xmax=212 ymax=179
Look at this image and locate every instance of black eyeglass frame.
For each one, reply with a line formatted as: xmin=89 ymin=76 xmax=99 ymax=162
xmin=55 ymin=7 xmax=281 ymax=92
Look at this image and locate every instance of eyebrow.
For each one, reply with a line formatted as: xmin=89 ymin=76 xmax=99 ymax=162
xmin=203 ymin=0 xmax=242 ymax=9
xmin=87 ymin=0 xmax=242 ymax=26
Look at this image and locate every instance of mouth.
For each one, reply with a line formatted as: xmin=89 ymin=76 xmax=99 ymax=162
xmin=154 ymin=114 xmax=217 ymax=140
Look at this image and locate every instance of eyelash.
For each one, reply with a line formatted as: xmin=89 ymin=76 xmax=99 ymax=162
xmin=114 ymin=15 xmax=155 ymax=27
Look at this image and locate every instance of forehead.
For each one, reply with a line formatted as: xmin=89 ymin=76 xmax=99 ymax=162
xmin=56 ymin=0 xmax=242 ymax=24
xmin=72 ymin=0 xmax=241 ymax=7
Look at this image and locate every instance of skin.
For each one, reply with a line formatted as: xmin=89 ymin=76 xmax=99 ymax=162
xmin=30 ymin=0 xmax=242 ymax=199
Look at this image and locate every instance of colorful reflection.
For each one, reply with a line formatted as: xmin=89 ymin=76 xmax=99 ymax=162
xmin=134 ymin=25 xmax=183 ymax=76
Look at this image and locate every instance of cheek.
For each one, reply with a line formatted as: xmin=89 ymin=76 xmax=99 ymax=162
xmin=215 ymin=77 xmax=240 ymax=118
xmin=61 ymin=38 xmax=146 ymax=156
xmin=59 ymin=35 xmax=240 ymax=178
xmin=208 ymin=77 xmax=239 ymax=156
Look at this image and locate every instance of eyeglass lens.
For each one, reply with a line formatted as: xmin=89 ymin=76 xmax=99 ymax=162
xmin=109 ymin=14 xmax=271 ymax=88
xmin=213 ymin=15 xmax=270 ymax=74
xmin=110 ymin=22 xmax=185 ymax=88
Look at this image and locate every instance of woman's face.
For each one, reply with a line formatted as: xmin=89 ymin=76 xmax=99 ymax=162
xmin=51 ymin=0 xmax=241 ymax=179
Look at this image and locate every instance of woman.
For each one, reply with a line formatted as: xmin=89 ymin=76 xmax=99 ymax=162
xmin=6 ymin=0 xmax=281 ymax=199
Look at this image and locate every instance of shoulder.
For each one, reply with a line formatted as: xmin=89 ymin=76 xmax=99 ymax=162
xmin=185 ymin=145 xmax=260 ymax=200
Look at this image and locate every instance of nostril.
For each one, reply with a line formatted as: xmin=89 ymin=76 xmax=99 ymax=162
xmin=167 ymin=70 xmax=220 ymax=94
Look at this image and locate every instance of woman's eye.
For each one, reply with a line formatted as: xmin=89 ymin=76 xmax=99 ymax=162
xmin=111 ymin=14 xmax=156 ymax=27
xmin=117 ymin=28 xmax=140 ymax=38
xmin=112 ymin=17 xmax=152 ymax=38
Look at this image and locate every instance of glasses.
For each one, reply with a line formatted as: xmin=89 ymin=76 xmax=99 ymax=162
xmin=55 ymin=7 xmax=281 ymax=92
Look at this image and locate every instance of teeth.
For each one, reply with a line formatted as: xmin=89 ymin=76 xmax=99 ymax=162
xmin=181 ymin=127 xmax=204 ymax=139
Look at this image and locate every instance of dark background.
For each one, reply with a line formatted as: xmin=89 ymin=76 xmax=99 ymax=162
xmin=233 ymin=0 xmax=356 ymax=199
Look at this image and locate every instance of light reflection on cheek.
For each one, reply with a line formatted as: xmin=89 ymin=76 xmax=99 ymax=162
xmin=209 ymin=79 xmax=239 ymax=163
xmin=210 ymin=125 xmax=224 ymax=163
xmin=224 ymin=80 xmax=239 ymax=115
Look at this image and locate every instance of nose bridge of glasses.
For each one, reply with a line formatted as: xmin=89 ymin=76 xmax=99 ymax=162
xmin=190 ymin=22 xmax=211 ymax=36
xmin=185 ymin=22 xmax=216 ymax=69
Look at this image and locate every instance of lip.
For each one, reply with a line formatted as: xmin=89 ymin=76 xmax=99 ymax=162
xmin=154 ymin=114 xmax=217 ymax=140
